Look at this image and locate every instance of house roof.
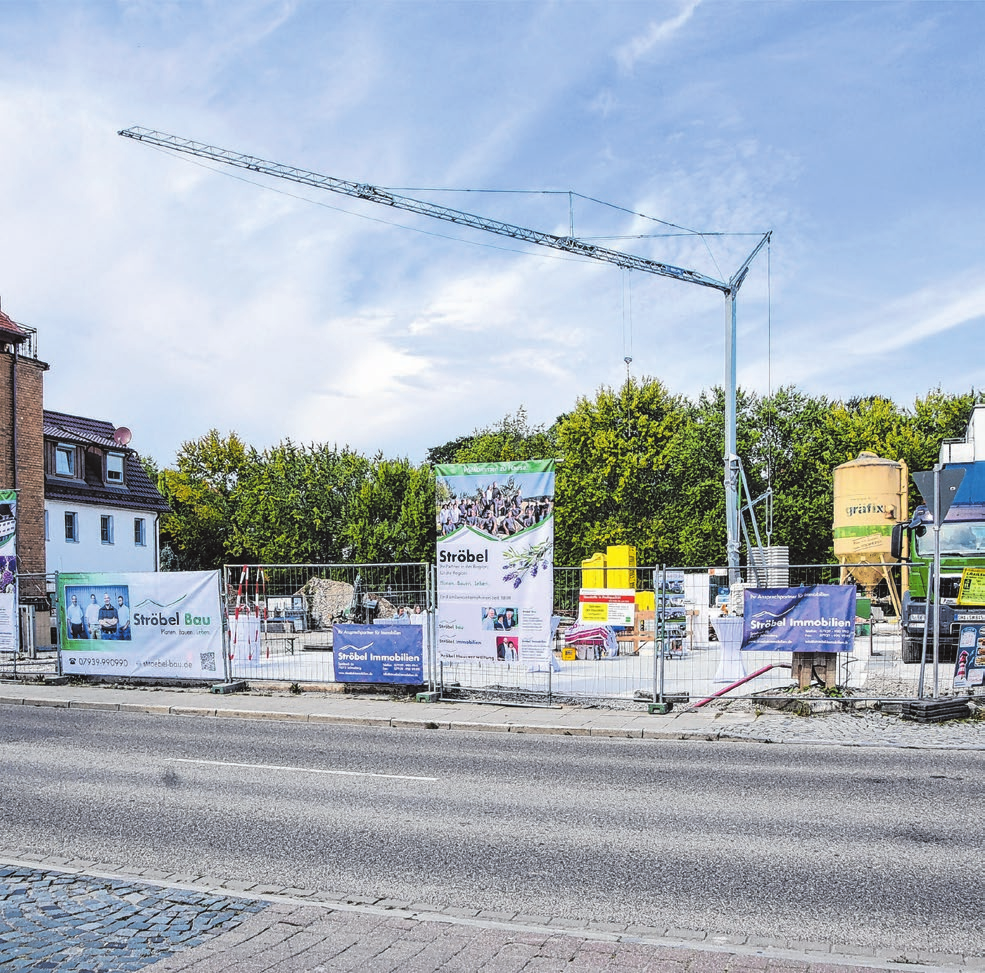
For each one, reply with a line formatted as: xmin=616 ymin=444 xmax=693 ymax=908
xmin=0 ymin=308 xmax=29 ymax=343
xmin=44 ymin=412 xmax=122 ymax=449
xmin=44 ymin=410 xmax=170 ymax=515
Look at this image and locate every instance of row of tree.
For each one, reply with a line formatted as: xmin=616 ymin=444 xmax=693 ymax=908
xmin=146 ymin=382 xmax=983 ymax=572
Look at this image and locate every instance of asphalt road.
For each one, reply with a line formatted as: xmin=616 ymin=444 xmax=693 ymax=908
xmin=2 ymin=705 xmax=982 ymax=960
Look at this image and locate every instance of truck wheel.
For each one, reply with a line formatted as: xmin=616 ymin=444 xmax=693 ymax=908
xmin=902 ymin=636 xmax=924 ymax=664
xmin=902 ymin=636 xmax=958 ymax=664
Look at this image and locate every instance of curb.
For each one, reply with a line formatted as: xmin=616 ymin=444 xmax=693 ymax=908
xmin=4 ymin=691 xmax=985 ymax=751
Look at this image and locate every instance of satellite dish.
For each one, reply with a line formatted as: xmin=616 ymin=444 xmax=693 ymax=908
xmin=113 ymin=426 xmax=132 ymax=446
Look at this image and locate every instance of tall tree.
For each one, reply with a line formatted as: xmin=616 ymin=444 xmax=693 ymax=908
xmin=158 ymin=430 xmax=251 ymax=571
xmin=344 ymin=456 xmax=436 ymax=563
xmin=554 ymin=377 xmax=684 ymax=565
xmin=229 ymin=441 xmax=370 ymax=564
xmin=432 ymin=407 xmax=559 ymax=465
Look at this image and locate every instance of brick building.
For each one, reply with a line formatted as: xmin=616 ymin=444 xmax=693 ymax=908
xmin=0 ymin=307 xmax=48 ymax=601
xmin=0 ymin=304 xmax=169 ymax=648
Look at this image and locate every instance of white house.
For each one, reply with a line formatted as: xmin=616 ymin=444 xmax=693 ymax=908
xmin=43 ymin=410 xmax=169 ymax=575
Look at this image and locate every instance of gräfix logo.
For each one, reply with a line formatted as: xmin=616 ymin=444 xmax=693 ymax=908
xmin=846 ymin=502 xmax=887 ymax=516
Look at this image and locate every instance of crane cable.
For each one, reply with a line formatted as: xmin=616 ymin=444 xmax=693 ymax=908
xmin=623 ymin=269 xmax=634 ymax=383
xmin=765 ymin=238 xmax=774 ymax=545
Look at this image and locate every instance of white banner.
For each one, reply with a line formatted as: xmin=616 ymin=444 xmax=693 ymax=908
xmin=0 ymin=489 xmax=18 ymax=653
xmin=58 ymin=570 xmax=223 ymax=680
xmin=435 ymin=460 xmax=555 ymax=665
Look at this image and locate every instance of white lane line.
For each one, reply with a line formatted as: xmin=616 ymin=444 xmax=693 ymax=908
xmin=169 ymin=757 xmax=437 ymax=782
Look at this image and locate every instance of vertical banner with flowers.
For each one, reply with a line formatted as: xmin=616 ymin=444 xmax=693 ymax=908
xmin=0 ymin=490 xmax=18 ymax=653
xmin=435 ymin=461 xmax=555 ymax=664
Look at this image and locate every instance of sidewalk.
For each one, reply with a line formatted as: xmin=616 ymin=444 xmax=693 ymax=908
xmin=2 ymin=678 xmax=985 ymax=750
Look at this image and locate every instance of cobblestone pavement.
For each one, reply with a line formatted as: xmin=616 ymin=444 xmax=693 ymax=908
xmin=0 ymin=864 xmax=264 ymax=971
xmin=142 ymin=899 xmax=985 ymax=973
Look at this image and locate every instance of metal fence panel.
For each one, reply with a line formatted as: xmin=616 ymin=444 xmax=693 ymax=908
xmin=222 ymin=563 xmax=434 ymax=687
xmin=653 ymin=562 xmax=926 ymax=705
xmin=1 ymin=573 xmax=58 ymax=680
xmin=436 ymin=561 xmax=978 ymax=707
xmin=438 ymin=566 xmax=661 ymax=706
xmin=11 ymin=559 xmax=960 ymax=706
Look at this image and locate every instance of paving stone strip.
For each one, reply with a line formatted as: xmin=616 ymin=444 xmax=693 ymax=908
xmin=2 ymin=856 xmax=982 ymax=973
xmin=0 ymin=863 xmax=266 ymax=972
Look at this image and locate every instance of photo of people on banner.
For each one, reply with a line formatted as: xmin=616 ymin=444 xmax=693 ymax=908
xmin=741 ymin=585 xmax=857 ymax=652
xmin=481 ymin=606 xmax=518 ymax=631
xmin=64 ymin=585 xmax=132 ymax=641
xmin=437 ymin=480 xmax=554 ymax=539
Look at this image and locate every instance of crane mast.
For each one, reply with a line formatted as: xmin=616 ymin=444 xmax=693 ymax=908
xmin=118 ymin=126 xmax=770 ymax=574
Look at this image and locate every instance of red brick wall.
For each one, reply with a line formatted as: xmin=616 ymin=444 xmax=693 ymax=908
xmin=0 ymin=350 xmax=48 ymax=576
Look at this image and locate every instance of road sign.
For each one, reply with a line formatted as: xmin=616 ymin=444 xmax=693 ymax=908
xmin=912 ymin=467 xmax=966 ymax=520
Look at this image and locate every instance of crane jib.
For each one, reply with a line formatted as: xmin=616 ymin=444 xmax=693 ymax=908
xmin=117 ymin=126 xmax=734 ymax=293
xmin=118 ymin=124 xmax=771 ymax=572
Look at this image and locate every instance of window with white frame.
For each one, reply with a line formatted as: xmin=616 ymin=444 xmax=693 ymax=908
xmin=107 ymin=452 xmax=125 ymax=485
xmin=100 ymin=514 xmax=114 ymax=545
xmin=44 ymin=510 xmax=50 ymax=541
xmin=64 ymin=512 xmax=78 ymax=542
xmin=55 ymin=443 xmax=76 ymax=477
xmin=134 ymin=517 xmax=146 ymax=546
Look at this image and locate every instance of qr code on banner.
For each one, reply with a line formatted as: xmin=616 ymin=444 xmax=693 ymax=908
xmin=200 ymin=652 xmax=217 ymax=673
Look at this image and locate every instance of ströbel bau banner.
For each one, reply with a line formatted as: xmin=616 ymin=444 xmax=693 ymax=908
xmin=435 ymin=460 xmax=555 ymax=665
xmin=741 ymin=585 xmax=857 ymax=653
xmin=58 ymin=571 xmax=223 ymax=679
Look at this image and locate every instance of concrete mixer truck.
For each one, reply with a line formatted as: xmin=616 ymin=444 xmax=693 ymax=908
xmin=895 ymin=405 xmax=985 ymax=663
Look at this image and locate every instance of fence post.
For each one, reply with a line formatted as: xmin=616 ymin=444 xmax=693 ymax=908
xmin=427 ymin=562 xmax=437 ymax=693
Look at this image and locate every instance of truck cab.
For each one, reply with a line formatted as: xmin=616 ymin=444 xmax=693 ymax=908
xmin=898 ymin=406 xmax=985 ymax=663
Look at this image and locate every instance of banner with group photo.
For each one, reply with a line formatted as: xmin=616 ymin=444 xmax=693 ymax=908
xmin=741 ymin=585 xmax=857 ymax=653
xmin=0 ymin=489 xmax=17 ymax=654
xmin=58 ymin=571 xmax=223 ymax=679
xmin=435 ymin=460 xmax=555 ymax=664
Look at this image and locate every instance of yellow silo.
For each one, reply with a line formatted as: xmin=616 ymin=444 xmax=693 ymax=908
xmin=833 ymin=451 xmax=908 ymax=615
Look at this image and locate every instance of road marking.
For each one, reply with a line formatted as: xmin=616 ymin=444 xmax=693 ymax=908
xmin=169 ymin=757 xmax=437 ymax=782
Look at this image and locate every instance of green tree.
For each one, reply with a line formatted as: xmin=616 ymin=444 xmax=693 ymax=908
xmin=658 ymin=386 xmax=768 ymax=566
xmin=344 ymin=456 xmax=435 ymax=563
xmin=429 ymin=407 xmax=559 ymax=466
xmin=554 ymin=377 xmax=684 ymax=565
xmin=139 ymin=453 xmax=161 ymax=488
xmin=748 ymin=387 xmax=835 ymax=564
xmin=229 ymin=441 xmax=370 ymax=564
xmin=158 ymin=430 xmax=252 ymax=571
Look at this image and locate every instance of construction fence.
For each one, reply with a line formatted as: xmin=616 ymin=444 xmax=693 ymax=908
xmin=221 ymin=563 xmax=435 ymax=687
xmin=6 ymin=561 xmax=971 ymax=708
xmin=215 ymin=560 xmax=974 ymax=708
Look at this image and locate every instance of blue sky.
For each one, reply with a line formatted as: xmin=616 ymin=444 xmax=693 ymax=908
xmin=1 ymin=1 xmax=982 ymax=467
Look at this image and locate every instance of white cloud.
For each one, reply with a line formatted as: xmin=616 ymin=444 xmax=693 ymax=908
xmin=616 ymin=1 xmax=701 ymax=73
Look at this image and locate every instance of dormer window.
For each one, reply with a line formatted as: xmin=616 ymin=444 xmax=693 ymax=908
xmin=107 ymin=452 xmax=125 ymax=485
xmin=55 ymin=443 xmax=77 ymax=477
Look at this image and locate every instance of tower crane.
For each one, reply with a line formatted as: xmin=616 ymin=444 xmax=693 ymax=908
xmin=118 ymin=126 xmax=771 ymax=575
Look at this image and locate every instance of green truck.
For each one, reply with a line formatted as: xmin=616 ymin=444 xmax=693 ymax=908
xmin=896 ymin=405 xmax=985 ymax=663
